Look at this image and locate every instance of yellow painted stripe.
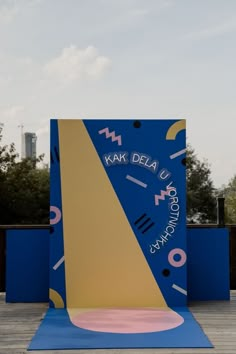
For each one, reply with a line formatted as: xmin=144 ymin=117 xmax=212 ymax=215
xmin=49 ymin=288 xmax=64 ymax=308
xmin=59 ymin=119 xmax=167 ymax=308
xmin=166 ymin=120 xmax=186 ymax=140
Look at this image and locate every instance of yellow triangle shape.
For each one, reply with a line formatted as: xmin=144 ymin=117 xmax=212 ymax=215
xmin=59 ymin=120 xmax=167 ymax=308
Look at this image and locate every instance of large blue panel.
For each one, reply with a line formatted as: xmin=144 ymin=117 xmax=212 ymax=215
xmin=50 ymin=119 xmax=187 ymax=308
xmin=6 ymin=229 xmax=49 ymax=302
xmin=187 ymin=228 xmax=230 ymax=301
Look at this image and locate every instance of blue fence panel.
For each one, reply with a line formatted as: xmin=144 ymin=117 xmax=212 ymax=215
xmin=4 ymin=227 xmax=230 ymax=302
xmin=187 ymin=228 xmax=230 ymax=301
xmin=6 ymin=228 xmax=49 ymax=302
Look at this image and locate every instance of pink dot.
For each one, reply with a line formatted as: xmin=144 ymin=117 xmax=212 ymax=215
xmin=70 ymin=308 xmax=184 ymax=334
xmin=168 ymin=248 xmax=187 ymax=268
xmin=50 ymin=206 xmax=61 ymax=225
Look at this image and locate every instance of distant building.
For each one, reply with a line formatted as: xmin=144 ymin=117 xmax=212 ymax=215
xmin=22 ymin=132 xmax=37 ymax=159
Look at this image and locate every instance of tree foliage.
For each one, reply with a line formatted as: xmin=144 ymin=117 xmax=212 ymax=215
xmin=186 ymin=145 xmax=217 ymax=223
xmin=0 ymin=135 xmax=232 ymax=225
xmin=220 ymin=176 xmax=236 ymax=224
xmin=0 ymin=142 xmax=49 ymax=225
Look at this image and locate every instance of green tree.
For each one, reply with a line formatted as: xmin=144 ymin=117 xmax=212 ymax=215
xmin=186 ymin=145 xmax=217 ymax=223
xmin=0 ymin=141 xmax=49 ymax=225
xmin=220 ymin=176 xmax=236 ymax=224
xmin=0 ymin=143 xmax=18 ymax=223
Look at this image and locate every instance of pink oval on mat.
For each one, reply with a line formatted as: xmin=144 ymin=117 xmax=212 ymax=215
xmin=70 ymin=308 xmax=184 ymax=333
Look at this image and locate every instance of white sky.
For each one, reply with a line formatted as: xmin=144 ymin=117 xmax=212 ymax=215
xmin=0 ymin=0 xmax=235 ymax=187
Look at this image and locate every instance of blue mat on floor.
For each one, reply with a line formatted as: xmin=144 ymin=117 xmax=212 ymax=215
xmin=28 ymin=307 xmax=212 ymax=350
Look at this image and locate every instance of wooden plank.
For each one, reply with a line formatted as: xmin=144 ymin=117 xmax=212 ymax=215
xmin=0 ymin=292 xmax=236 ymax=354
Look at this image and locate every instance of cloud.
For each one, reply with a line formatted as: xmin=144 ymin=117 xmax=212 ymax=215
xmin=0 ymin=52 xmax=39 ymax=89
xmin=36 ymin=124 xmax=49 ymax=137
xmin=0 ymin=1 xmax=18 ymax=24
xmin=0 ymin=0 xmax=43 ymax=24
xmin=0 ymin=105 xmax=25 ymax=119
xmin=130 ymin=8 xmax=150 ymax=17
xmin=43 ymin=45 xmax=111 ymax=84
xmin=184 ymin=18 xmax=236 ymax=40
xmin=95 ymin=1 xmax=172 ymax=34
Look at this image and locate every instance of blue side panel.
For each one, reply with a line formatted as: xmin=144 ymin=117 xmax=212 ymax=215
xmin=84 ymin=119 xmax=186 ymax=307
xmin=6 ymin=229 xmax=49 ymax=302
xmin=187 ymin=228 xmax=230 ymax=301
xmin=50 ymin=119 xmax=66 ymax=307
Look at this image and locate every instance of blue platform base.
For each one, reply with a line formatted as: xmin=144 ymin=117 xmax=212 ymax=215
xmin=28 ymin=308 xmax=212 ymax=350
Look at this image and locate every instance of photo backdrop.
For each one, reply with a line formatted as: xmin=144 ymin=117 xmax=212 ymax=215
xmin=49 ymin=119 xmax=187 ymax=309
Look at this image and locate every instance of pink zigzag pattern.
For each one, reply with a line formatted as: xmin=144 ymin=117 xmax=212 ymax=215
xmin=154 ymin=187 xmax=175 ymax=206
xmin=98 ymin=127 xmax=122 ymax=146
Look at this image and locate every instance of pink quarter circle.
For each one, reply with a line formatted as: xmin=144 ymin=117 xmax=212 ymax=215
xmin=70 ymin=308 xmax=184 ymax=334
xmin=50 ymin=206 xmax=62 ymax=225
xmin=168 ymin=248 xmax=187 ymax=267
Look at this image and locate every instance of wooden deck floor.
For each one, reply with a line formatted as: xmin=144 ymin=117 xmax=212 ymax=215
xmin=0 ymin=292 xmax=236 ymax=354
